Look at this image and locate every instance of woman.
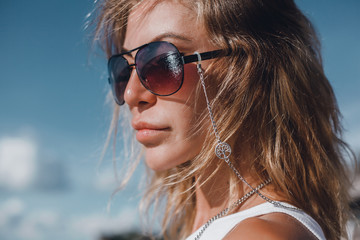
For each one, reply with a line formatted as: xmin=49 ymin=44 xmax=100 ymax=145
xmin=93 ymin=0 xmax=353 ymax=239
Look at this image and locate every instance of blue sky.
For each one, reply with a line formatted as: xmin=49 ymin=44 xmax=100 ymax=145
xmin=0 ymin=1 xmax=359 ymax=240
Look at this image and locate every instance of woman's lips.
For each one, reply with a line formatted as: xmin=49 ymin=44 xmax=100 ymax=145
xmin=132 ymin=122 xmax=170 ymax=145
xmin=136 ymin=128 xmax=170 ymax=144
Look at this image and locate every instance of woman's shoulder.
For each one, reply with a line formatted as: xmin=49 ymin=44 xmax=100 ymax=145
xmin=185 ymin=202 xmax=325 ymax=240
xmin=223 ymin=212 xmax=319 ymax=240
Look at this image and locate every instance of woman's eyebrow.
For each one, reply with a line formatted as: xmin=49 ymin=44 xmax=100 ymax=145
xmin=121 ymin=32 xmax=192 ymax=55
xmin=151 ymin=32 xmax=193 ymax=42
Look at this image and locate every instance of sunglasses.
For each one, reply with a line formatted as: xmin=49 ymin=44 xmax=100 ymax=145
xmin=107 ymin=41 xmax=223 ymax=105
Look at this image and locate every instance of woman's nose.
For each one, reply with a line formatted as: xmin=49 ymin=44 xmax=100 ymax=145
xmin=124 ymin=68 xmax=157 ymax=108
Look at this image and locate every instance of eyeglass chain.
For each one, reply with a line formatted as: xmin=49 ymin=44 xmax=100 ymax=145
xmin=194 ymin=179 xmax=271 ymax=240
xmin=193 ymin=52 xmax=298 ymax=240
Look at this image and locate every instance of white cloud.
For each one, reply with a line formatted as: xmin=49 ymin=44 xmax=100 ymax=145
xmin=94 ymin=167 xmax=117 ymax=191
xmin=0 ymin=137 xmax=37 ymax=190
xmin=16 ymin=210 xmax=60 ymax=240
xmin=0 ymin=199 xmax=139 ymax=240
xmin=0 ymin=134 xmax=70 ymax=191
xmin=0 ymin=197 xmax=25 ymax=227
xmin=70 ymin=207 xmax=139 ymax=240
xmin=0 ymin=198 xmax=63 ymax=240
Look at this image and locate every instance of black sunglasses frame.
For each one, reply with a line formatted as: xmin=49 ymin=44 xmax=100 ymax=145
xmin=107 ymin=41 xmax=224 ymax=105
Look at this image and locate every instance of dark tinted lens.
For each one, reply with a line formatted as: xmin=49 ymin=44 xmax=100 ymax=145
xmin=136 ymin=42 xmax=183 ymax=96
xmin=108 ymin=56 xmax=130 ymax=105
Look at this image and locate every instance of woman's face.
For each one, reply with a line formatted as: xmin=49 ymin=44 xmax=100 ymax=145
xmin=123 ymin=0 xmax=216 ymax=171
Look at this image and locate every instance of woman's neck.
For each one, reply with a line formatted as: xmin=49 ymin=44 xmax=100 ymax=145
xmin=191 ymin=160 xmax=263 ymax=232
xmin=192 ymin=166 xmax=230 ymax=232
xmin=191 ymin=155 xmax=280 ymax=233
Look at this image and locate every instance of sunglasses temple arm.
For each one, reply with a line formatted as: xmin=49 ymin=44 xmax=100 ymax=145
xmin=182 ymin=50 xmax=224 ymax=64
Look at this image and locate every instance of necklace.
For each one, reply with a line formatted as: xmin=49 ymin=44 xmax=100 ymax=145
xmin=194 ymin=178 xmax=272 ymax=240
xmin=193 ymin=54 xmax=299 ymax=239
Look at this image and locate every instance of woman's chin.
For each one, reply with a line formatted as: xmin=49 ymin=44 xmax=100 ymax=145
xmin=144 ymin=148 xmax=190 ymax=172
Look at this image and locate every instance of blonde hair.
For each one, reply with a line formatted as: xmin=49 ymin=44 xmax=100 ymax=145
xmin=92 ymin=0 xmax=354 ymax=239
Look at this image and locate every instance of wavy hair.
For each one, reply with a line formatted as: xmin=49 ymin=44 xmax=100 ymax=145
xmin=92 ymin=0 xmax=354 ymax=239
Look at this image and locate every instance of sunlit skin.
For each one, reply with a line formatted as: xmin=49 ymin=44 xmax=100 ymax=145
xmin=123 ymin=1 xmax=317 ymax=239
xmin=123 ymin=1 xmax=213 ymax=171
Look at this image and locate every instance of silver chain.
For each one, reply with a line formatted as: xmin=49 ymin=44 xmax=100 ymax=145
xmin=194 ymin=53 xmax=299 ymax=239
xmin=197 ymin=62 xmax=221 ymax=143
xmin=194 ymin=178 xmax=271 ymax=240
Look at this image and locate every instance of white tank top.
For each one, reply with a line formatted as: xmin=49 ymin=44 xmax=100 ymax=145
xmin=185 ymin=202 xmax=326 ymax=240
